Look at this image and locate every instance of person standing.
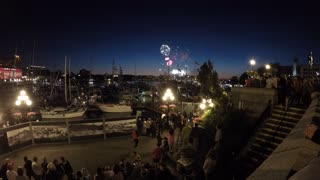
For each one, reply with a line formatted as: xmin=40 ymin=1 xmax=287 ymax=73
xmin=190 ymin=123 xmax=200 ymax=152
xmin=6 ymin=162 xmax=17 ymax=180
xmin=174 ymin=124 xmax=182 ymax=150
xmin=41 ymin=157 xmax=48 ymax=179
xmin=0 ymin=158 xmax=10 ymax=180
xmin=203 ymin=147 xmax=217 ymax=180
xmin=152 ymin=143 xmax=163 ymax=164
xmin=16 ymin=167 xmax=29 ymax=180
xmin=168 ymin=129 xmax=175 ymax=153
xmin=31 ymin=157 xmax=42 ymax=180
xmin=131 ymin=130 xmax=140 ymax=148
xmin=150 ymin=120 xmax=157 ymax=138
xmin=45 ymin=163 xmax=58 ymax=180
xmin=60 ymin=157 xmax=73 ymax=180
xmin=181 ymin=123 xmax=192 ymax=147
xmin=23 ymin=156 xmax=33 ymax=180
xmin=214 ymin=124 xmax=222 ymax=149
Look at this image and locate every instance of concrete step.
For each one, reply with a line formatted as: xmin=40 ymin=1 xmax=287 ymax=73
xmin=254 ymin=137 xmax=280 ymax=146
xmin=271 ymin=113 xmax=301 ymax=122
xmin=275 ymin=106 xmax=306 ymax=114
xmin=247 ymin=149 xmax=269 ymax=160
xmin=256 ymin=132 xmax=284 ymax=144
xmin=251 ymin=143 xmax=275 ymax=154
xmin=273 ymin=109 xmax=304 ymax=119
xmin=260 ymin=127 xmax=289 ymax=138
xmin=264 ymin=122 xmax=292 ymax=134
xmin=267 ymin=118 xmax=297 ymax=129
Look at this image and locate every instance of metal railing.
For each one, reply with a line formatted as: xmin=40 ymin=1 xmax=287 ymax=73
xmin=0 ymin=116 xmax=137 ymax=156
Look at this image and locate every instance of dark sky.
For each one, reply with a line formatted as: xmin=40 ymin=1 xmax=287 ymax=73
xmin=1 ymin=0 xmax=320 ymax=78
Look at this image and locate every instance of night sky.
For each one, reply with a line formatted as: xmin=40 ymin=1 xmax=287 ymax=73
xmin=1 ymin=0 xmax=320 ymax=78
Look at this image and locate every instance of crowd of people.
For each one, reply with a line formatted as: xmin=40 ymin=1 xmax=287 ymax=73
xmin=247 ymin=75 xmax=319 ymax=107
xmin=0 ymin=156 xmax=73 ymax=180
xmin=0 ymin=149 xmax=206 ymax=180
xmin=0 ymin=113 xmax=221 ymax=180
xmin=132 ymin=113 xmax=221 ymax=180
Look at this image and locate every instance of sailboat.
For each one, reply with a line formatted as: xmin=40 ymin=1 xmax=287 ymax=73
xmin=95 ymin=61 xmax=132 ymax=113
xmin=40 ymin=57 xmax=87 ymax=119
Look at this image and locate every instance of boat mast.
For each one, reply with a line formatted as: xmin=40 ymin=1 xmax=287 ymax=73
xmin=69 ymin=57 xmax=72 ymax=102
xmin=31 ymin=40 xmax=36 ymax=65
xmin=65 ymin=56 xmax=68 ymax=104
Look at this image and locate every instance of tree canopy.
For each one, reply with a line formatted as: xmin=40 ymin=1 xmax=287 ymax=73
xmin=197 ymin=59 xmax=221 ymax=99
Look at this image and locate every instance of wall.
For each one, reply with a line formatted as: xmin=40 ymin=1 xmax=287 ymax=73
xmin=248 ymin=92 xmax=320 ymax=180
xmin=231 ymin=87 xmax=278 ymax=118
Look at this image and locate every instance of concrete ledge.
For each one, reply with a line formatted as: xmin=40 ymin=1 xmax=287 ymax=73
xmin=248 ymin=92 xmax=320 ymax=180
xmin=231 ymin=87 xmax=278 ymax=118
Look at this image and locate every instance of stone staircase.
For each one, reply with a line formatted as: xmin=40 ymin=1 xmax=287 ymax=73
xmin=235 ymin=105 xmax=305 ymax=179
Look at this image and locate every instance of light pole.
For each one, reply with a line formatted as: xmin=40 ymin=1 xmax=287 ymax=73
xmin=15 ymin=90 xmax=32 ymax=122
xmin=265 ymin=64 xmax=271 ymax=76
xmin=200 ymin=98 xmax=214 ymax=111
xmin=162 ymin=88 xmax=175 ymax=128
xmin=250 ymin=59 xmax=256 ymax=70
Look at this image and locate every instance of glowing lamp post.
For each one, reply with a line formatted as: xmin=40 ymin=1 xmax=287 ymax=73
xmin=265 ymin=64 xmax=271 ymax=76
xmin=15 ymin=90 xmax=32 ymax=122
xmin=200 ymin=98 xmax=214 ymax=110
xmin=265 ymin=64 xmax=271 ymax=70
xmin=249 ymin=59 xmax=256 ymax=70
xmin=15 ymin=90 xmax=32 ymax=106
xmin=162 ymin=88 xmax=175 ymax=128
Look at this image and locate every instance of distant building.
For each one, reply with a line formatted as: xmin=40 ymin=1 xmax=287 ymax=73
xmin=277 ymin=66 xmax=292 ymax=77
xmin=300 ymin=64 xmax=320 ymax=77
xmin=0 ymin=67 xmax=22 ymax=80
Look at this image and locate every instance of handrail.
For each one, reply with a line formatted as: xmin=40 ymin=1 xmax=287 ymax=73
xmin=235 ymin=101 xmax=271 ymax=160
xmin=270 ymin=105 xmax=290 ymax=142
xmin=258 ymin=103 xmax=290 ymax=158
xmin=255 ymin=101 xmax=271 ymax=129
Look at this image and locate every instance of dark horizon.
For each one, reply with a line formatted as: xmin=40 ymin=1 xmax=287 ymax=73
xmin=1 ymin=0 xmax=320 ymax=78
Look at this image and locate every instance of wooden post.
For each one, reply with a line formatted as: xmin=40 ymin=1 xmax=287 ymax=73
xmin=103 ymin=117 xmax=106 ymax=140
xmin=66 ymin=119 xmax=71 ymax=144
xmin=29 ymin=121 xmax=35 ymax=145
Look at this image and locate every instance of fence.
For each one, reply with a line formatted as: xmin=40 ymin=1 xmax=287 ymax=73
xmin=0 ymin=116 xmax=136 ymax=156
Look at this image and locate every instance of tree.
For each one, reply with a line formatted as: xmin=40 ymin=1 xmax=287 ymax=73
xmin=197 ymin=59 xmax=221 ymax=99
xmin=239 ymin=72 xmax=248 ymax=85
xmin=230 ymin=76 xmax=238 ymax=85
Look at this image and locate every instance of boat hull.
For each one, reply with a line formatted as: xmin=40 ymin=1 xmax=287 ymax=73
xmin=96 ymin=104 xmax=132 ymax=113
xmin=40 ymin=108 xmax=86 ymax=119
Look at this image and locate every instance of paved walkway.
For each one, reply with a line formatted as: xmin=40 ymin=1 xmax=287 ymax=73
xmin=0 ymin=136 xmax=160 ymax=175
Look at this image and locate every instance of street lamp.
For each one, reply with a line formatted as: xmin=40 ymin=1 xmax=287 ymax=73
xmin=15 ymin=90 xmax=32 ymax=122
xmin=249 ymin=59 xmax=256 ymax=70
xmin=162 ymin=88 xmax=175 ymax=128
xmin=265 ymin=64 xmax=271 ymax=76
xmin=265 ymin=64 xmax=271 ymax=70
xmin=200 ymin=98 xmax=214 ymax=110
